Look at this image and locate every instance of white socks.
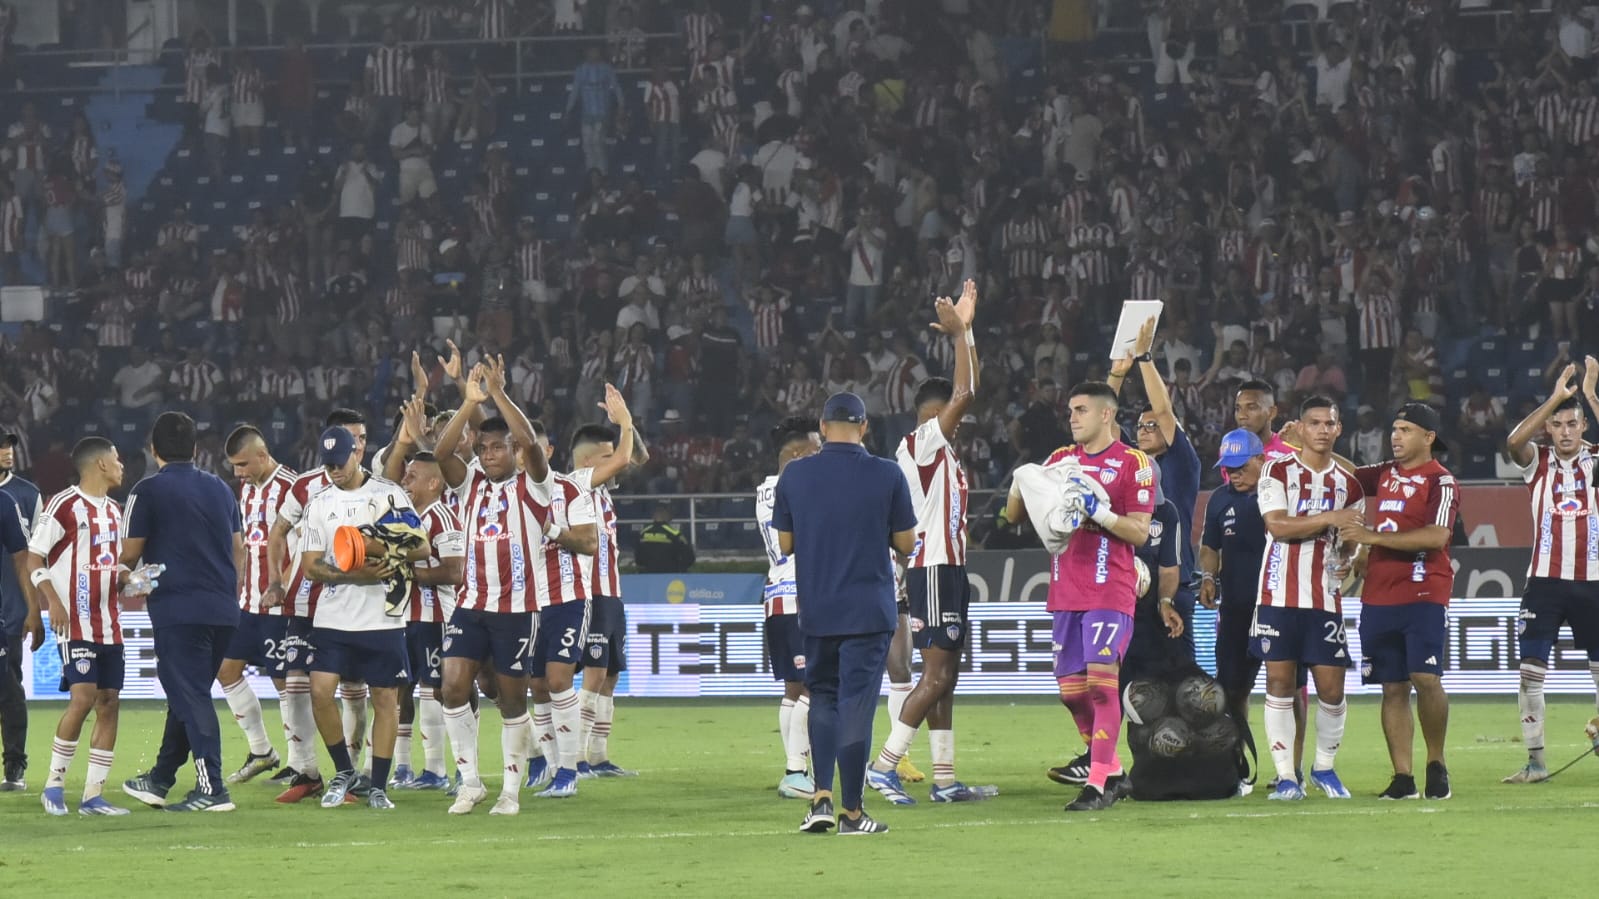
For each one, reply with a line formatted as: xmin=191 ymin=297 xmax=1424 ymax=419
xmin=779 ymin=698 xmax=795 ymax=766
xmin=1590 ymin=661 xmax=1599 ymax=714
xmin=888 ymin=681 xmax=913 ymax=726
xmin=930 ymin=728 xmax=955 ymax=786
xmin=874 ymin=719 xmax=919 ymax=771
xmin=282 ymin=674 xmax=318 ymax=777
xmin=579 ymin=690 xmax=598 ymax=760
xmin=1264 ymin=693 xmax=1297 ymax=782
xmin=1313 ymin=699 xmax=1346 ymax=771
xmin=443 ymin=703 xmax=481 ymax=787
xmin=588 ymin=695 xmax=614 ymax=765
xmin=419 ymin=693 xmax=445 ymax=774
xmin=550 ymin=688 xmax=582 ymax=772
xmin=47 ymin=737 xmax=75 ymax=789
xmin=531 ymin=702 xmax=554 ymax=760
xmin=223 ymin=677 xmax=272 ymax=756
xmin=1521 ymin=660 xmax=1547 ymax=765
xmin=784 ymin=697 xmax=810 ymax=772
xmin=501 ymin=714 xmax=531 ymax=797
xmin=85 ymin=748 xmax=113 ymax=800
xmin=395 ymin=724 xmax=413 ymax=769
xmin=340 ymin=683 xmax=369 ymax=770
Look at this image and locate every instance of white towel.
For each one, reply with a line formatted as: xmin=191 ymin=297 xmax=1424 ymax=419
xmin=1010 ymin=461 xmax=1089 ymax=556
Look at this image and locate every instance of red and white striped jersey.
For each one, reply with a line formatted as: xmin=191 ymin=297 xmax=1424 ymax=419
xmin=366 ymin=44 xmax=413 ymax=97
xmin=232 ymin=67 xmax=262 ymax=107
xmin=1519 ymin=444 xmax=1599 ymax=581
xmin=1535 ymin=92 xmax=1565 ymax=143
xmin=239 ymin=465 xmax=297 ymax=614
xmin=1128 ymin=260 xmax=1165 ymax=300
xmin=170 ymin=360 xmax=223 ymax=403
xmin=516 ymin=239 xmax=548 ymax=284
xmin=457 ymin=467 xmax=562 ymax=614
xmin=756 ymin=474 xmax=797 ymax=617
xmin=1571 ymin=96 xmax=1599 ymax=146
xmin=1002 ymin=216 xmax=1048 ymax=279
xmin=567 ymin=468 xmax=621 ymax=599
xmin=70 ymin=135 xmax=97 ymax=179
xmin=469 ymin=193 xmax=498 ymax=237
xmin=883 ymin=355 xmax=928 ymax=415
xmin=1255 ymin=455 xmax=1364 ymax=612
xmin=1525 ymin=177 xmax=1561 ymax=232
xmin=1356 ymin=286 xmax=1399 ymax=350
xmin=644 ymin=79 xmax=681 ymax=124
xmin=280 ymin=468 xmax=336 ymax=618
xmin=751 ymin=299 xmax=784 ymax=351
xmin=0 ymin=195 xmax=23 ymax=253
xmin=897 ymin=418 xmax=968 ymax=568
xmin=409 ymin=500 xmax=465 ymax=623
xmin=683 ymin=12 xmax=720 ymax=59
xmin=28 ymin=488 xmax=125 ymax=645
xmin=396 ymin=220 xmax=433 ymax=272
xmin=184 ymin=48 xmax=217 ymax=104
xmin=420 ymin=64 xmax=450 ymax=105
xmin=477 ymin=0 xmax=510 ymax=39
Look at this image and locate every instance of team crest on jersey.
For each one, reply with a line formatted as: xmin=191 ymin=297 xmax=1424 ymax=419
xmin=75 ymin=659 xmax=91 ymax=674
xmin=286 ymin=646 xmax=298 ymax=662
xmin=1401 ymin=485 xmax=1416 ymax=498
xmin=946 ymin=624 xmax=962 ymax=641
xmin=589 ymin=644 xmax=602 ymax=660
xmin=1259 ymin=638 xmax=1271 ymax=653
xmin=1099 ymin=470 xmax=1117 ymax=485
xmin=1148 ymin=521 xmax=1164 ymax=539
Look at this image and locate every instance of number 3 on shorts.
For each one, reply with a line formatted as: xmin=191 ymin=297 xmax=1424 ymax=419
xmin=561 ymin=627 xmax=577 ymax=648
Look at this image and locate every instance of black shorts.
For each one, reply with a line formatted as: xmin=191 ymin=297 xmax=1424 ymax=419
xmin=58 ymin=641 xmax=125 ymax=691
xmin=906 ymin=564 xmax=971 ymax=651
xmin=1215 ymin=603 xmax=1304 ymax=696
xmin=226 ymin=611 xmax=292 ymax=677
xmin=530 ymin=600 xmax=590 ymax=679
xmin=405 ymin=621 xmax=444 ymax=688
xmin=1359 ymin=602 xmax=1446 ymax=684
xmin=306 ymin=627 xmax=410 ymax=688
xmin=443 ymin=608 xmax=535 ymax=678
xmin=1519 ymin=577 xmax=1599 ymax=658
xmin=766 ymin=613 xmax=806 ymax=683
xmin=578 ymin=595 xmax=627 ymax=673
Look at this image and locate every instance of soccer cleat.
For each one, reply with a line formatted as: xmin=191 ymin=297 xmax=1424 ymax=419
xmin=226 ymin=750 xmax=281 ymax=785
xmin=166 ymin=789 xmax=236 ymax=812
xmin=446 ymin=771 xmax=462 ymax=798
xmin=121 ymin=773 xmax=173 ymax=808
xmin=319 ymin=771 xmax=358 ymax=808
xmin=448 ymin=782 xmax=490 ymax=814
xmin=589 ymin=761 xmax=637 ymax=777
xmin=896 ymin=754 xmax=926 ymax=783
xmin=1047 ymin=752 xmax=1091 ymax=786
xmin=267 ymin=765 xmax=299 ymax=784
xmin=348 ymin=774 xmax=373 ymax=799
xmin=1064 ymin=784 xmax=1115 ymax=812
xmin=1502 ymin=762 xmax=1550 ymax=784
xmin=489 ymin=794 xmax=520 ymax=816
xmin=366 ymin=788 xmax=396 ymax=810
xmin=524 ymin=757 xmax=550 ymax=789
xmin=778 ymin=772 xmax=816 ymax=799
xmin=1424 ymin=761 xmax=1452 ymax=799
xmin=800 ymin=795 xmax=835 ymax=833
xmin=535 ymin=768 xmax=579 ymax=798
xmin=78 ymin=796 xmax=130 ymax=816
xmin=407 ymin=770 xmax=449 ymax=791
xmin=838 ymin=811 xmax=889 ymax=835
xmin=576 ymin=761 xmax=595 ymax=780
xmin=274 ymin=772 xmax=325 ymax=803
xmin=1235 ymin=780 xmax=1254 ymax=798
xmin=1106 ymin=775 xmax=1132 ymax=802
xmin=1309 ymin=768 xmax=1352 ymax=799
xmin=929 ymin=781 xmax=995 ymax=803
xmin=391 ymin=765 xmax=415 ymax=788
xmin=1269 ymin=780 xmax=1307 ymax=801
xmin=1378 ymin=774 xmax=1420 ymax=800
xmin=41 ymin=786 xmax=68 ymax=816
xmin=865 ymin=767 xmax=916 ymax=805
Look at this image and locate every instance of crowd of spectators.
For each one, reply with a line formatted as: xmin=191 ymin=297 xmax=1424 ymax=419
xmin=0 ymin=0 xmax=1591 ymax=506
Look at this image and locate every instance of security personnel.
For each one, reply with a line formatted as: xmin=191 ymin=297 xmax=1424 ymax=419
xmin=0 ymin=428 xmax=42 ymax=791
xmin=773 ymin=392 xmax=916 ymax=837
xmin=120 ymin=412 xmax=244 ymax=812
xmin=633 ymin=502 xmax=696 ymax=573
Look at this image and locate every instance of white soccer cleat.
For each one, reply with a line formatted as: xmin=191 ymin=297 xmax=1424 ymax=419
xmin=1501 ymin=762 xmax=1549 ymax=784
xmin=447 ymin=782 xmax=489 ymax=815
xmin=489 ymin=794 xmax=520 ymax=816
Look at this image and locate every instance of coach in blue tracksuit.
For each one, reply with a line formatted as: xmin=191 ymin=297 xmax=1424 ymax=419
xmin=774 ymin=392 xmax=916 ymax=837
xmin=0 ymin=429 xmax=42 ymax=790
xmin=120 ymin=412 xmax=243 ymax=812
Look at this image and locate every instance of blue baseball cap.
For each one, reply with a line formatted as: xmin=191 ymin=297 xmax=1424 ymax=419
xmin=1215 ymin=428 xmax=1265 ymax=469
xmin=822 ymin=391 xmax=867 ymax=424
xmin=319 ymin=426 xmax=357 ymax=467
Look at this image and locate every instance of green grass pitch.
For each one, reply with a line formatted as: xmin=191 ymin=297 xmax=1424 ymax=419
xmin=1 ymin=696 xmax=1596 ymax=896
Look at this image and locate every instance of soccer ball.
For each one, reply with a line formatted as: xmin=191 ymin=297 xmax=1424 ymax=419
xmin=1133 ymin=557 xmax=1151 ymax=597
xmin=1192 ymin=715 xmax=1240 ymax=755
xmin=1176 ymin=675 xmax=1226 ymax=722
xmin=1123 ymin=679 xmax=1170 ymax=726
xmin=1147 ymin=718 xmax=1192 ymax=758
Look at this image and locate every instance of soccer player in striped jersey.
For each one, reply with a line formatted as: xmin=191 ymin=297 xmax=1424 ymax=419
xmin=217 ymin=426 xmax=296 ymax=786
xmin=21 ymin=438 xmax=155 ymax=815
xmin=568 ymin=414 xmax=648 ymax=779
xmin=394 ymin=441 xmax=465 ymax=791
xmin=869 ymin=281 xmax=993 ymax=805
xmin=1252 ymin=396 xmax=1365 ymax=801
xmin=758 ymin=416 xmax=821 ymax=799
xmin=1501 ymin=358 xmax=1599 ymax=783
xmin=265 ymin=408 xmax=370 ymax=803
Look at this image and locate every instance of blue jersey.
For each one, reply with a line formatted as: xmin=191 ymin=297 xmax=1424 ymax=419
xmin=1135 ymin=499 xmax=1181 ymax=603
xmin=0 ymin=474 xmax=39 ymax=636
xmin=125 ymin=462 xmax=242 ymax=629
xmin=1201 ymin=483 xmax=1266 ymax=609
xmin=1158 ymin=427 xmax=1200 ymax=584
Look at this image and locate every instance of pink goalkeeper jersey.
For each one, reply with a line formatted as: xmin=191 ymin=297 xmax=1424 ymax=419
xmin=1042 ymin=441 xmax=1157 ymax=615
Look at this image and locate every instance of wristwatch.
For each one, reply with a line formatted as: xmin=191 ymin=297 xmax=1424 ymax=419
xmin=1134 ymin=352 xmax=1153 ymax=363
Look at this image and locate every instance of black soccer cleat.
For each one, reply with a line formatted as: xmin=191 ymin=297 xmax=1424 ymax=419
xmin=1047 ymin=752 xmax=1091 ymax=786
xmin=1424 ymin=762 xmax=1451 ymax=800
xmin=838 ymin=811 xmax=889 ymax=835
xmin=1378 ymin=774 xmax=1420 ymax=800
xmin=1107 ymin=773 xmax=1133 ymax=801
xmin=1065 ymin=784 xmax=1116 ymax=812
xmin=800 ymin=796 xmax=836 ymax=834
xmin=268 ymin=765 xmax=300 ymax=784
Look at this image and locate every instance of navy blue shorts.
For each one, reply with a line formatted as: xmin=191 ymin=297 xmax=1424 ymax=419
xmin=442 ymin=608 xmax=535 ymax=678
xmin=226 ymin=611 xmax=293 ymax=677
xmin=306 ymin=627 xmax=410 ymax=688
xmin=58 ymin=641 xmax=125 ymax=691
xmin=1359 ymin=602 xmax=1446 ymax=684
xmin=906 ymin=564 xmax=971 ymax=651
xmin=530 ymin=600 xmax=590 ymax=678
xmin=280 ymin=616 xmax=314 ymax=672
xmin=766 ymin=613 xmax=806 ymax=683
xmin=1519 ymin=577 xmax=1599 ymax=659
xmin=578 ymin=595 xmax=627 ymax=673
xmin=1216 ymin=602 xmax=1304 ymax=696
xmin=405 ymin=621 xmax=444 ymax=688
xmin=1249 ymin=605 xmax=1351 ymax=669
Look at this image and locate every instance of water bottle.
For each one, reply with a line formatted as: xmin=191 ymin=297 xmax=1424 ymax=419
xmin=125 ymin=563 xmax=167 ymax=596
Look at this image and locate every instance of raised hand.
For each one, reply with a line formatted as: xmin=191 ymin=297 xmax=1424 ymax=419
xmin=410 ymin=350 xmax=430 ymax=397
xmin=930 ymin=296 xmax=965 ymax=335
xmin=463 ymin=363 xmax=490 ymax=404
xmin=1555 ymin=362 xmax=1580 ymax=401
xmin=953 ymin=278 xmax=977 ymax=328
xmin=1134 ymin=315 xmax=1157 ymax=356
xmin=486 ymin=353 xmax=509 ymax=397
xmin=1110 ymin=349 xmax=1137 ymax=379
xmin=601 ymin=382 xmax=633 ymax=429
xmin=439 ymin=338 xmax=464 ymax=382
xmin=401 ymin=395 xmax=428 ymax=445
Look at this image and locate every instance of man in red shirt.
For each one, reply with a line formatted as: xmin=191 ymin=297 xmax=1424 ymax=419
xmin=1339 ymin=403 xmax=1460 ymax=801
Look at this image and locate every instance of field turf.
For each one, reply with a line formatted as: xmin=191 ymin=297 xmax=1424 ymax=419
xmin=1 ymin=696 xmax=1596 ymax=897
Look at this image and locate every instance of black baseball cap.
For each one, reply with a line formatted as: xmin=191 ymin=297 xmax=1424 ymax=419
xmin=0 ymin=430 xmax=17 ymax=448
xmin=1394 ymin=402 xmax=1447 ymax=453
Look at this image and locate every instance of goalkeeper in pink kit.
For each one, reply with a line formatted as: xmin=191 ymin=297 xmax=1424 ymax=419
xmin=1007 ymin=382 xmax=1153 ymax=811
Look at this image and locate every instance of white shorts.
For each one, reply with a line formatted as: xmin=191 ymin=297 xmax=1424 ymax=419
xmin=234 ymin=101 xmax=265 ymax=127
xmin=398 ymin=161 xmax=438 ymax=203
